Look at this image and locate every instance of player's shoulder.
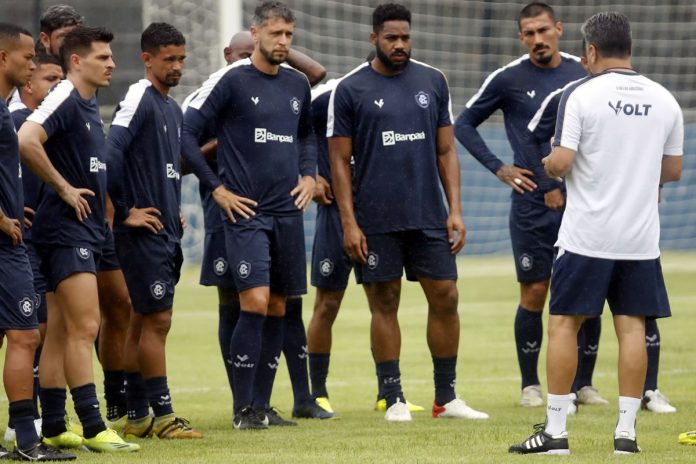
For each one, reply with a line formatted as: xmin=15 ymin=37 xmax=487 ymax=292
xmin=488 ymin=54 xmax=532 ymax=80
xmin=27 ymin=80 xmax=75 ymax=125
xmin=279 ymin=62 xmax=311 ymax=87
xmin=336 ymin=61 xmax=372 ymax=88
xmin=117 ymin=79 xmax=153 ymax=111
xmin=208 ymin=58 xmax=254 ymax=86
xmin=9 ymin=100 xmax=28 ymax=114
xmin=312 ymin=78 xmax=341 ymax=102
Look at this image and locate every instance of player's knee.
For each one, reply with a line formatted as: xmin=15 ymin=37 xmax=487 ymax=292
xmin=521 ymin=281 xmax=549 ymax=311
xmin=5 ymin=329 xmax=41 ymax=352
xmin=217 ymin=286 xmax=239 ymax=306
xmin=429 ymin=283 xmax=459 ymax=315
xmin=143 ymin=311 xmax=172 ymax=338
xmin=65 ymin=317 xmax=101 ymax=342
xmin=314 ymin=293 xmax=342 ymax=321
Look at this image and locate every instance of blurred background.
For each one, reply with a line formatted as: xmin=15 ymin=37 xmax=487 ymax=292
xmin=6 ymin=0 xmax=695 ymax=262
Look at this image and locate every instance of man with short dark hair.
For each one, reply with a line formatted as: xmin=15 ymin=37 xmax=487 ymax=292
xmin=509 ymin=11 xmax=683 ymax=455
xmin=183 ymin=0 xmax=316 ymax=430
xmin=329 ymin=3 xmax=487 ymax=422
xmin=38 ymin=4 xmax=84 ymax=56
xmin=106 ymin=22 xmax=202 ymax=440
xmin=19 ymin=25 xmax=139 ymax=453
xmin=0 ymin=22 xmax=75 ymax=462
xmin=455 ymin=2 xmax=603 ymax=410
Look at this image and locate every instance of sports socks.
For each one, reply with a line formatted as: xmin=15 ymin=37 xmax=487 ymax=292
xmin=9 ymin=400 xmax=39 ymax=450
xmin=32 ymin=346 xmax=41 ymax=419
xmin=145 ymin=376 xmax=174 ymax=418
xmin=574 ymin=317 xmax=601 ymax=390
xmin=252 ymin=315 xmax=285 ymax=409
xmin=514 ymin=305 xmax=542 ymax=389
xmin=433 ymin=356 xmax=457 ymax=405
xmin=375 ymin=360 xmax=404 ymax=408
xmin=230 ymin=310 xmax=265 ymax=413
xmin=103 ymin=369 xmax=127 ymax=421
xmin=308 ymin=353 xmax=330 ymax=398
xmin=71 ymin=383 xmax=106 ymax=439
xmin=544 ymin=393 xmax=570 ymax=436
xmin=125 ymin=371 xmax=150 ymax=421
xmin=218 ymin=301 xmax=241 ymax=396
xmin=616 ymin=396 xmax=641 ymax=438
xmin=39 ymin=387 xmax=68 ymax=437
xmin=644 ymin=318 xmax=660 ymax=392
xmin=282 ymin=298 xmax=313 ymax=406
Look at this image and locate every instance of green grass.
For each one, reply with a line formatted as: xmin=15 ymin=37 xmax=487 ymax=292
xmin=3 ymin=253 xmax=696 ymax=463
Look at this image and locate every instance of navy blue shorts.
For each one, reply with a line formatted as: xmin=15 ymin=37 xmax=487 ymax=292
xmin=199 ymin=228 xmax=236 ymax=288
xmin=354 ymin=229 xmax=457 ymax=284
xmin=311 ymin=204 xmax=352 ymax=291
xmin=115 ymin=232 xmax=182 ymax=314
xmin=97 ymin=226 xmax=121 ymax=272
xmin=0 ymin=245 xmax=39 ymax=331
xmin=509 ymin=197 xmax=562 ymax=283
xmin=26 ymin=242 xmax=47 ymax=324
xmin=37 ymin=245 xmax=101 ymax=292
xmin=224 ymin=213 xmax=306 ymax=296
xmin=550 ymin=249 xmax=670 ymax=318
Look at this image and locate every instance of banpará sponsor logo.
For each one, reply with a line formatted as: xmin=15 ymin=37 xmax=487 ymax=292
xmin=166 ymin=163 xmax=180 ymax=180
xmin=381 ymin=130 xmax=426 ymax=146
xmin=254 ymin=128 xmax=294 ymax=144
xmin=89 ymin=157 xmax=107 ymax=173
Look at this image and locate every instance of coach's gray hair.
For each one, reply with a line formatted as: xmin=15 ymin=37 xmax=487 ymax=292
xmin=580 ymin=11 xmax=632 ymax=59
xmin=253 ymin=1 xmax=295 ymax=26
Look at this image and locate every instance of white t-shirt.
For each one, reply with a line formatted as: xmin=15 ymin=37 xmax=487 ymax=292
xmin=553 ymin=71 xmax=683 ymax=260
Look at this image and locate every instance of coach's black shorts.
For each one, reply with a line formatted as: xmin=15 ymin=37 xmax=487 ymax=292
xmin=26 ymin=242 xmax=47 ymax=324
xmin=115 ymin=232 xmax=182 ymax=314
xmin=311 ymin=204 xmax=352 ymax=291
xmin=0 ymin=245 xmax=39 ymax=331
xmin=37 ymin=244 xmax=101 ymax=292
xmin=224 ymin=213 xmax=306 ymax=296
xmin=509 ymin=196 xmax=562 ymax=283
xmin=97 ymin=225 xmax=121 ymax=272
xmin=355 ymin=229 xmax=457 ymax=284
xmin=550 ymin=249 xmax=670 ymax=318
xmin=199 ymin=228 xmax=236 ymax=289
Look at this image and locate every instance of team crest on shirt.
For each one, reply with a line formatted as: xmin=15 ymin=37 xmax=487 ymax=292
xmin=150 ymin=281 xmax=166 ymax=300
xmin=414 ymin=91 xmax=430 ymax=108
xmin=519 ymin=253 xmax=533 ymax=271
xmin=367 ymin=252 xmax=379 ymax=270
xmin=319 ymin=259 xmax=334 ymax=277
xmin=290 ymin=97 xmax=301 ymax=115
xmin=76 ymin=247 xmax=91 ymax=260
xmin=237 ymin=260 xmax=251 ymax=279
xmin=18 ymin=297 xmax=34 ymax=317
xmin=214 ymin=257 xmax=228 ymax=276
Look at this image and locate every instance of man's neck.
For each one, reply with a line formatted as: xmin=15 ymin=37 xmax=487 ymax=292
xmin=147 ymin=74 xmax=170 ymax=98
xmin=68 ymin=73 xmax=97 ymax=100
xmin=370 ymin=58 xmax=405 ymax=77
xmin=20 ymin=95 xmax=38 ymax=111
xmin=0 ymin=79 xmax=13 ymax=102
xmin=593 ymin=57 xmax=633 ymax=74
xmin=251 ymin=50 xmax=279 ymax=75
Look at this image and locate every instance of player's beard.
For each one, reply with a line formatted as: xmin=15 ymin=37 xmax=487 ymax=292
xmin=375 ymin=44 xmax=410 ymax=72
xmin=533 ymin=46 xmax=553 ymax=65
xmin=164 ymin=73 xmax=182 ymax=88
xmin=259 ymin=44 xmax=287 ymax=66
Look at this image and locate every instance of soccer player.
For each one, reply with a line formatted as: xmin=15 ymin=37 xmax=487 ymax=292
xmin=454 ymin=2 xmax=605 ymax=410
xmin=328 ymin=3 xmax=488 ymax=422
xmin=105 ymin=22 xmax=202 ymax=440
xmin=509 ymin=11 xmax=683 ymax=454
xmin=190 ymin=29 xmax=331 ymax=421
xmin=0 ymin=23 xmax=75 ymax=462
xmin=182 ymin=1 xmax=316 ymax=430
xmin=527 ymin=57 xmax=677 ymax=414
xmin=18 ymin=25 xmax=139 ymax=453
xmin=37 ymin=4 xmax=83 ymax=56
xmin=5 ymin=51 xmax=63 ymax=444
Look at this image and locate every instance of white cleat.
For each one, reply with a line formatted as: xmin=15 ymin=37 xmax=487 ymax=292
xmin=567 ymin=393 xmax=578 ymax=415
xmin=642 ymin=389 xmax=677 ymax=413
xmin=432 ymin=398 xmax=489 ymax=420
xmin=384 ymin=399 xmax=412 ymax=422
xmin=519 ymin=385 xmax=544 ymax=408
xmin=577 ymin=386 xmax=610 ymax=406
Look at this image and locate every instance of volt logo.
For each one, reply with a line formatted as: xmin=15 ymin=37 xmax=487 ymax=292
xmin=608 ymin=100 xmax=652 ymax=116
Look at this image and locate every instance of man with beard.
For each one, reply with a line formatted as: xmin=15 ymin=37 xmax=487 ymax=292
xmin=105 ymin=22 xmax=201 ymax=439
xmin=328 ymin=3 xmax=488 ymax=422
xmin=454 ymin=2 xmax=601 ymax=410
xmin=182 ymin=1 xmax=316 ymax=430
xmin=18 ymin=25 xmax=139 ymax=453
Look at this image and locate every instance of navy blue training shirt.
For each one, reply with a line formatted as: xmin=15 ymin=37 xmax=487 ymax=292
xmin=182 ymin=58 xmax=316 ymax=216
xmin=311 ymin=79 xmax=340 ymax=183
xmin=0 ymin=99 xmax=24 ymax=247
xmin=10 ymin=103 xmax=39 ymax=242
xmin=327 ymin=60 xmax=452 ymax=234
xmin=455 ymin=53 xmax=584 ymax=197
xmin=26 ymin=79 xmax=107 ymax=249
xmin=106 ymin=79 xmax=183 ymax=242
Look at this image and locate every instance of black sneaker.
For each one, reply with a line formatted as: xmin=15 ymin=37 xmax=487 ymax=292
xmin=292 ymin=400 xmax=336 ymax=419
xmin=509 ymin=423 xmax=570 ymax=455
xmin=614 ymin=433 xmax=641 ymax=455
xmin=260 ymin=407 xmax=297 ymax=427
xmin=0 ymin=443 xmax=8 ymax=460
xmin=233 ymin=406 xmax=268 ymax=430
xmin=12 ymin=442 xmax=76 ymax=461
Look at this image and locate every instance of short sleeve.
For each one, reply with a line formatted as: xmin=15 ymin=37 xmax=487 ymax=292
xmin=553 ymin=89 xmax=582 ymax=151
xmin=326 ymin=81 xmax=353 ymax=137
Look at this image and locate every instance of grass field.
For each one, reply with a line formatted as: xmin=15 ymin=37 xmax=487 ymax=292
xmin=3 ymin=253 xmax=696 ymax=463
